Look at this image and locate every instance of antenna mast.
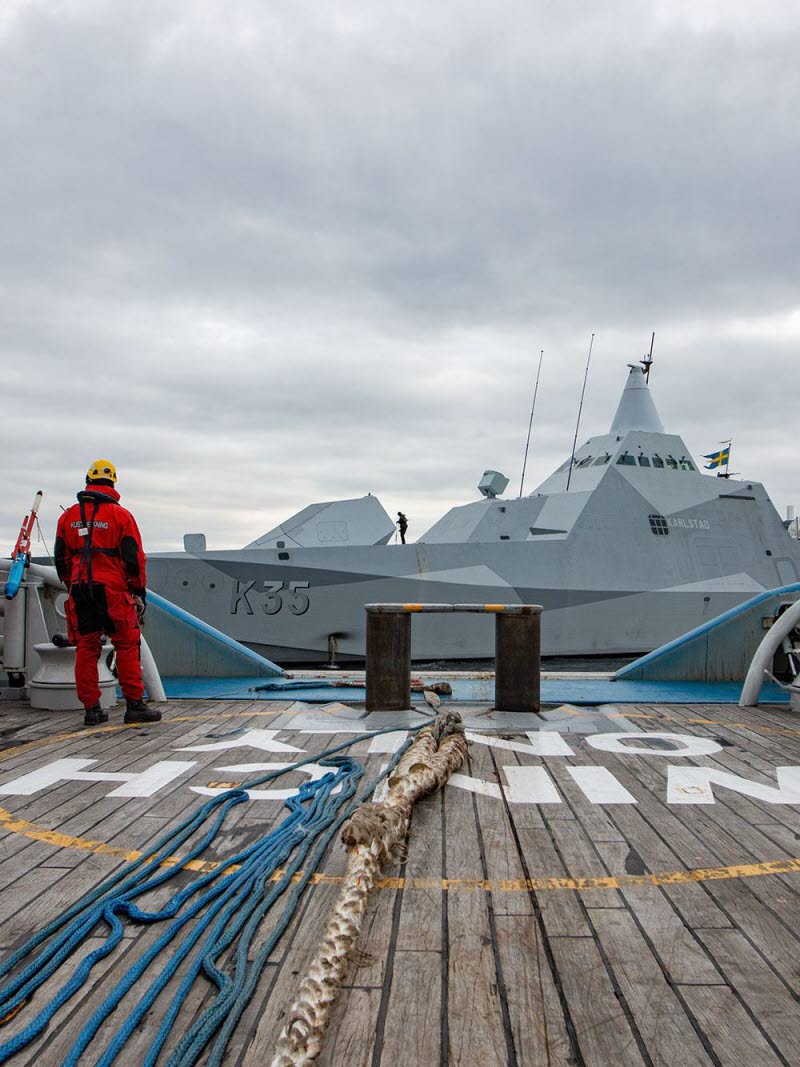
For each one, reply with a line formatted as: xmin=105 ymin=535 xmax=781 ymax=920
xmin=640 ymin=331 xmax=655 ymax=382
xmin=566 ymin=333 xmax=595 ymax=492
xmin=519 ymin=349 xmax=544 ymax=497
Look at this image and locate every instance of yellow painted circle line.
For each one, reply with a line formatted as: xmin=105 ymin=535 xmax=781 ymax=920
xmin=1 ymin=803 xmax=798 ymax=893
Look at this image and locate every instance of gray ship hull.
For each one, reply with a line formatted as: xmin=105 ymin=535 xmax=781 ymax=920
xmin=147 ymin=507 xmax=799 ymax=664
xmin=146 ymin=551 xmax=755 ymax=665
xmin=147 ymin=366 xmax=800 ymax=664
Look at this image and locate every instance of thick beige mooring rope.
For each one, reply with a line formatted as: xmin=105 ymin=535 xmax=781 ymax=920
xmin=271 ymin=712 xmax=468 ymax=1066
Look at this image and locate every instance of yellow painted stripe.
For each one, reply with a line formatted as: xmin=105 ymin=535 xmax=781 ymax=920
xmin=400 ymin=604 xmax=424 ymax=612
xmin=1 ymin=804 xmax=798 ymax=892
xmin=483 ymin=604 xmax=506 ymax=612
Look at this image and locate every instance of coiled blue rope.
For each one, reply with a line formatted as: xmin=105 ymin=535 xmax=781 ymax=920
xmin=0 ymin=720 xmax=432 ymax=1065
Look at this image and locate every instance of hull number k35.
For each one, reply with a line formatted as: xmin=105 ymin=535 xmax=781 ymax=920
xmin=229 ymin=580 xmax=311 ymax=616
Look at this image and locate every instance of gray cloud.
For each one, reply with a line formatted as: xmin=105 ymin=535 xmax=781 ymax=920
xmin=1 ymin=0 xmax=798 ymax=554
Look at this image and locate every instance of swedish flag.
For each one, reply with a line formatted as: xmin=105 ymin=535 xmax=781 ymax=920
xmin=704 ymin=447 xmax=730 ymax=470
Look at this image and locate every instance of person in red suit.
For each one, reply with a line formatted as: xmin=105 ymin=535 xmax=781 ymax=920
xmin=55 ymin=459 xmax=161 ymax=727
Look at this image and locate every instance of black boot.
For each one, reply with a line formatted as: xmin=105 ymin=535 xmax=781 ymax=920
xmin=124 ymin=698 xmax=162 ymax=724
xmin=84 ymin=703 xmax=109 ymax=726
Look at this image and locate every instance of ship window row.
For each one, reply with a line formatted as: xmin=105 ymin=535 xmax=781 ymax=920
xmin=568 ymin=453 xmax=697 ymax=471
xmin=617 ymin=453 xmax=695 ymax=470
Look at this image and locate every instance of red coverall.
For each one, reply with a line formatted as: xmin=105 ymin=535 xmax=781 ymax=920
xmin=55 ymin=485 xmax=147 ymax=707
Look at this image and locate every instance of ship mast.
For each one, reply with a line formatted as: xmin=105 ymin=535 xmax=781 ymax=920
xmin=519 ymin=350 xmax=544 ymax=497
xmin=639 ymin=332 xmax=655 ymax=382
xmin=566 ymin=333 xmax=595 ymax=492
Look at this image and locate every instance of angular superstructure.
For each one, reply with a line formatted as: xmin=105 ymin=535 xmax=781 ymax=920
xmin=243 ymin=496 xmax=395 ymax=550
xmin=148 ymin=364 xmax=800 ymax=664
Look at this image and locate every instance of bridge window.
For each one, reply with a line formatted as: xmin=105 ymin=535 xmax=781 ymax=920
xmin=617 ymin=454 xmax=636 ymax=466
xmin=576 ymin=455 xmax=594 ymax=468
xmin=649 ymin=514 xmax=669 ymax=535
xmin=652 ymin=455 xmax=664 ymax=468
xmin=665 ymin=456 xmax=679 ymax=469
xmin=679 ymin=458 xmax=695 ymax=471
xmin=638 ymin=456 xmax=651 ymax=467
xmin=593 ymin=454 xmax=611 ymax=465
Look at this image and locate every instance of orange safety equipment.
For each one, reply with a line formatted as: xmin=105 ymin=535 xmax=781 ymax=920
xmin=54 ymin=481 xmax=147 ymax=707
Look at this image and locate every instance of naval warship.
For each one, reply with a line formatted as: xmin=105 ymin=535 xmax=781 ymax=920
xmin=147 ymin=363 xmax=800 ymax=664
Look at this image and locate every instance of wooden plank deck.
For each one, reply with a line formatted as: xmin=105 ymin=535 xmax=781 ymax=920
xmin=0 ymin=698 xmax=798 ymax=1065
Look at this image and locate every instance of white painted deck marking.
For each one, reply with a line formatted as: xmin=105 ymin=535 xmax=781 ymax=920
xmin=502 ymin=765 xmax=562 ymax=804
xmin=587 ymin=732 xmax=722 ymax=757
xmin=667 ymin=765 xmax=800 ymax=805
xmin=176 ymin=729 xmax=303 ymax=754
xmin=525 ymin=731 xmax=575 ymax=756
xmin=0 ymin=758 xmax=197 ymax=798
xmin=448 ymin=766 xmax=561 ymax=804
xmin=4 ymin=728 xmax=800 ymax=807
xmin=464 ymin=731 xmax=574 ymax=757
xmin=567 ymin=766 xmax=637 ymax=804
xmin=368 ymin=731 xmax=409 ymax=754
xmin=447 ymin=773 xmax=502 ymax=799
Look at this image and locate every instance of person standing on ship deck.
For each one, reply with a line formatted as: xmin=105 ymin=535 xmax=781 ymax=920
xmin=397 ymin=512 xmax=408 ymax=544
xmin=54 ymin=459 xmax=161 ymax=727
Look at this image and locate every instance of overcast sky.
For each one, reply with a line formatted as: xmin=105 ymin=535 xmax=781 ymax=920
xmin=1 ymin=0 xmax=798 ymax=555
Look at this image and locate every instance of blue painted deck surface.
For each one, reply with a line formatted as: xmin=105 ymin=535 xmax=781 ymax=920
xmin=159 ymin=675 xmax=791 ymax=705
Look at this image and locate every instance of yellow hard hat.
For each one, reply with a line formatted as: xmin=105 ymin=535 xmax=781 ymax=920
xmin=86 ymin=459 xmax=117 ymax=483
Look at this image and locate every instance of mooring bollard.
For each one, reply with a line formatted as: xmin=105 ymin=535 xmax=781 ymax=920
xmin=365 ymin=606 xmax=412 ymax=711
xmin=494 ymin=605 xmax=542 ymax=713
xmin=364 ymin=603 xmax=543 ymax=713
